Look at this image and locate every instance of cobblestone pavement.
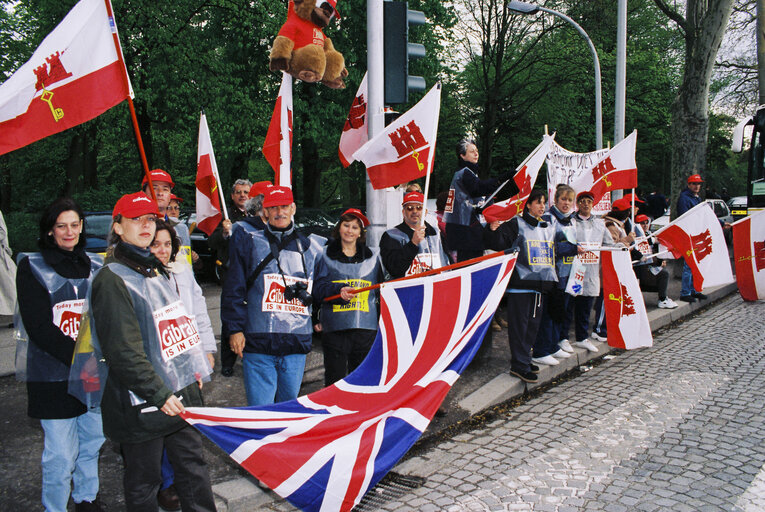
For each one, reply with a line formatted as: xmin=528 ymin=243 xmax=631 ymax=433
xmin=376 ymin=294 xmax=765 ymax=511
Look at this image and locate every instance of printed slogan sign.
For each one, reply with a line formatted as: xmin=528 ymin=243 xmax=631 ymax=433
xmin=332 ymin=279 xmax=372 ymax=313
xmin=262 ymin=274 xmax=313 ymax=316
xmin=153 ymin=300 xmax=201 ymax=362
xmin=526 ymin=240 xmax=554 ymax=266
xmin=406 ymin=253 xmax=442 ymax=277
xmin=52 ymin=299 xmax=85 ymax=340
xmin=578 ymin=241 xmax=601 ymax=265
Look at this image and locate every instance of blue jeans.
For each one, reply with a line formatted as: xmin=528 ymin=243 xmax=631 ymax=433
xmin=681 ymin=261 xmax=695 ymax=297
xmin=242 ymin=352 xmax=307 ymax=406
xmin=40 ymin=408 xmax=104 ymax=511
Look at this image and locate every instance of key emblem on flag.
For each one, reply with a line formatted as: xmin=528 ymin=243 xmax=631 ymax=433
xmin=33 ymin=52 xmax=73 ymax=123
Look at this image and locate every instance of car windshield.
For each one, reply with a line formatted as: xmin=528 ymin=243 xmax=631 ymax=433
xmin=84 ymin=214 xmax=112 ymax=240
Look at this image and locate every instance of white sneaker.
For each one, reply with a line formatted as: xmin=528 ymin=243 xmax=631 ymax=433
xmin=573 ymin=339 xmax=599 ymax=352
xmin=657 ymin=297 xmax=678 ymax=309
xmin=551 ymin=348 xmax=571 ymax=359
xmin=531 ymin=355 xmax=560 ymax=366
xmin=559 ymin=339 xmax=574 ymax=353
xmin=591 ymin=332 xmax=607 ymax=342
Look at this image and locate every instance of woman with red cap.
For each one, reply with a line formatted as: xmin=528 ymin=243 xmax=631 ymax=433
xmin=89 ymin=192 xmax=215 ymax=511
xmin=314 ymin=209 xmax=383 ymax=385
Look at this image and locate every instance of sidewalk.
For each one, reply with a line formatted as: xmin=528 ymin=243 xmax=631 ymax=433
xmin=0 ymin=275 xmax=739 ymax=511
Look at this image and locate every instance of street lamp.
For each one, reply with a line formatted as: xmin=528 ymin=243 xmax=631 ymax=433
xmin=507 ymin=1 xmax=603 ymax=150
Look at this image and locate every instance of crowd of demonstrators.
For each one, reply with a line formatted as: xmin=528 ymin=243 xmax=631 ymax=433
xmin=16 ymin=198 xmax=105 ymax=512
xmin=149 ymin=220 xmax=218 ymax=509
xmin=313 ymin=209 xmax=383 ymax=386
xmin=530 ymin=185 xmax=580 ymax=367
xmin=207 ymin=179 xmax=254 ymax=377
xmin=91 ymin=192 xmax=215 ymax=511
xmin=484 ymin=189 xmax=564 ymax=384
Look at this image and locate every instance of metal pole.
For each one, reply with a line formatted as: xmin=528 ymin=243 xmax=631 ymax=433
xmin=366 ymin=0 xmax=386 ymax=247
xmin=613 ymin=0 xmax=627 ymax=202
xmin=537 ymin=6 xmax=602 ymax=151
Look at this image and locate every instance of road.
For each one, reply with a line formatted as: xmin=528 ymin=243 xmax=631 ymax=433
xmin=358 ymin=293 xmax=765 ymax=512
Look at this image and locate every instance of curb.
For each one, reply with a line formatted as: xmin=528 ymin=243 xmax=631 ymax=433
xmin=211 ymin=282 xmax=739 ymax=510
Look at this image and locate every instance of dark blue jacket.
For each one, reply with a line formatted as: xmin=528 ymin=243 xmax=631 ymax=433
xmin=676 ymin=188 xmax=701 ymax=216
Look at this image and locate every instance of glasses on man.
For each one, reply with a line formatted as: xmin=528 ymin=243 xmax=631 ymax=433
xmin=404 ymin=205 xmax=423 ymax=212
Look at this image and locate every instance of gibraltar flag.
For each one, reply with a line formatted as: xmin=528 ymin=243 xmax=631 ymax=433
xmin=263 ymin=72 xmax=293 ymax=188
xmin=570 ymin=130 xmax=638 ymax=205
xmin=482 ymin=134 xmax=555 ymax=222
xmin=653 ymin=202 xmax=734 ymax=291
xmin=353 ymin=83 xmax=441 ymax=190
xmin=338 ymin=73 xmax=368 ymax=167
xmin=602 ymin=250 xmax=653 ymax=349
xmin=732 ymin=209 xmax=765 ymax=301
xmin=195 ymin=111 xmax=223 ymax=236
xmin=0 ymin=0 xmax=131 ymax=156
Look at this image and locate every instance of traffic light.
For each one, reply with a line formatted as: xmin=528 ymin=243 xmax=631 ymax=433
xmin=383 ymin=1 xmax=426 ymax=105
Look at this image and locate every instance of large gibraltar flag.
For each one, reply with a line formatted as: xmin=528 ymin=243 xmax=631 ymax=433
xmin=0 ymin=0 xmax=132 ymax=156
xmin=338 ymin=73 xmax=368 ymax=167
xmin=263 ymin=72 xmax=293 ymax=188
xmin=195 ymin=111 xmax=224 ymax=236
xmin=653 ymin=202 xmax=734 ymax=292
xmin=732 ymin=209 xmax=765 ymax=301
xmin=570 ymin=130 xmax=638 ymax=205
xmin=353 ymin=83 xmax=441 ymax=190
xmin=482 ymin=134 xmax=555 ymax=222
xmin=602 ymin=250 xmax=652 ymax=349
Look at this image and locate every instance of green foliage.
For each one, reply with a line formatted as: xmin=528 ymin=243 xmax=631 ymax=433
xmin=4 ymin=211 xmax=37 ymax=253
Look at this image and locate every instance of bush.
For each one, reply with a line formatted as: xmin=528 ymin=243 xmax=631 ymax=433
xmin=4 ymin=211 xmax=38 ymax=256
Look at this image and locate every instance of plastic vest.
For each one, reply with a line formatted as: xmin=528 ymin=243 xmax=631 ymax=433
xmin=385 ymin=225 xmax=447 ymax=276
xmin=443 ymin=167 xmax=483 ymax=226
xmin=85 ymin=262 xmax=211 ymax=406
xmin=545 ymin=212 xmax=577 ymax=281
xmin=243 ymin=225 xmax=320 ymax=336
xmin=319 ymin=248 xmax=381 ymax=333
xmin=513 ymin=218 xmax=558 ymax=283
xmin=572 ymin=215 xmax=609 ymax=297
xmin=14 ymin=252 xmax=102 ymax=383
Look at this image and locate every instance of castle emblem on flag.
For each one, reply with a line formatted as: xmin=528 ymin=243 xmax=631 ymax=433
xmin=608 ymin=284 xmax=636 ymax=316
xmin=343 ymin=93 xmax=366 ymax=131
xmin=33 ymin=52 xmax=73 ymax=123
xmin=690 ymin=229 xmax=713 ymax=261
xmin=389 ymin=120 xmax=426 ymax=158
xmin=592 ymin=157 xmax=615 ymax=188
xmin=754 ymin=241 xmax=765 ymax=271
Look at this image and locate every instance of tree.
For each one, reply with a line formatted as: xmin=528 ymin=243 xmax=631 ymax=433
xmin=652 ymin=0 xmax=734 ymax=216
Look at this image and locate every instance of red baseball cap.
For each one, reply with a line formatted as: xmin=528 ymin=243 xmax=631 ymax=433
xmin=576 ymin=190 xmax=595 ymax=202
xmin=341 ymin=208 xmax=370 ymax=227
xmin=170 ymin=193 xmax=183 ymax=203
xmin=263 ymin=186 xmax=294 ymax=208
xmin=402 ymin=191 xmax=424 ymax=205
xmin=687 ymin=174 xmax=704 ymax=184
xmin=141 ymin=169 xmax=174 ymax=188
xmin=322 ymin=0 xmax=341 ymax=19
xmin=112 ymin=192 xmax=161 ymax=219
xmin=611 ymin=197 xmax=634 ymax=212
xmin=621 ymin=192 xmax=645 ymax=204
xmin=635 ymin=214 xmax=650 ymax=223
xmin=249 ymin=180 xmax=273 ymax=198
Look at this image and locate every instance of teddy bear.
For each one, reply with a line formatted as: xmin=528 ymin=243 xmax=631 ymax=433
xmin=270 ymin=0 xmax=349 ymax=89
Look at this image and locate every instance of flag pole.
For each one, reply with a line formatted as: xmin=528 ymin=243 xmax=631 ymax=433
xmin=200 ymin=109 xmax=229 ymax=221
xmin=323 ymin=248 xmax=517 ymax=302
xmin=103 ymin=0 xmax=156 ymax=203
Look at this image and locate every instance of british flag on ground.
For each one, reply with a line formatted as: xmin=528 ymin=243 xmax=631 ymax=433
xmin=181 ymin=252 xmax=518 ymax=512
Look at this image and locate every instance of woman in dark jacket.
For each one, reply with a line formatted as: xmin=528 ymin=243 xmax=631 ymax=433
xmin=314 ymin=209 xmax=382 ymax=386
xmin=16 ymin=197 xmax=104 ymax=511
xmin=90 ymin=192 xmax=215 ymax=511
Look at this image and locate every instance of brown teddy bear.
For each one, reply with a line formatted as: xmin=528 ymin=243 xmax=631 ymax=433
xmin=270 ymin=0 xmax=349 ymax=89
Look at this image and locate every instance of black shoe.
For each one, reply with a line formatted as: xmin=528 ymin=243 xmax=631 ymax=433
xmin=694 ymin=292 xmax=708 ymax=300
xmin=679 ymin=295 xmax=697 ymax=303
xmin=221 ymin=366 xmax=234 ymax=377
xmin=510 ymin=369 xmax=539 ymax=383
xmin=75 ymin=498 xmax=104 ymax=512
xmin=529 ymin=363 xmax=540 ymax=374
xmin=157 ymin=485 xmax=181 ymax=511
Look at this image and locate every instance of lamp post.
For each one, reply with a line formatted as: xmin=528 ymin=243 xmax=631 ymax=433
xmin=507 ymin=1 xmax=603 ymax=150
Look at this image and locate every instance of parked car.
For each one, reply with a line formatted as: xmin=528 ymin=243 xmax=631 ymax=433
xmin=83 ymin=211 xmax=112 ymax=255
xmin=728 ymin=195 xmax=747 ymax=221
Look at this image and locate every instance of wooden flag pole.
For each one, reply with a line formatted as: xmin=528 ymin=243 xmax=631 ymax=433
xmin=103 ymin=0 xmax=156 ymax=203
xmin=323 ymin=248 xmax=517 ymax=302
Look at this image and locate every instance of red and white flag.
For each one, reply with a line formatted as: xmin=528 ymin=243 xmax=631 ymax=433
xmin=653 ymin=202 xmax=734 ymax=291
xmin=338 ymin=73 xmax=368 ymax=167
xmin=482 ymin=134 xmax=555 ymax=222
xmin=353 ymin=83 xmax=441 ymax=190
xmin=732 ymin=209 xmax=765 ymax=301
xmin=263 ymin=72 xmax=293 ymax=188
xmin=570 ymin=130 xmax=638 ymax=205
xmin=0 ymin=0 xmax=132 ymax=156
xmin=602 ymin=250 xmax=652 ymax=350
xmin=195 ymin=111 xmax=224 ymax=236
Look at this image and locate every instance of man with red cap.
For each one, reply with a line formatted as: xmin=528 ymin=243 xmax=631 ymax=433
xmin=379 ymin=191 xmax=449 ymax=279
xmin=221 ymin=186 xmax=351 ymax=406
xmin=677 ymin=174 xmax=707 ymax=302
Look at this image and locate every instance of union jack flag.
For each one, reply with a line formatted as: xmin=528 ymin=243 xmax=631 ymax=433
xmin=181 ymin=252 xmax=518 ymax=512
